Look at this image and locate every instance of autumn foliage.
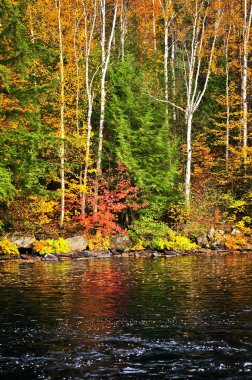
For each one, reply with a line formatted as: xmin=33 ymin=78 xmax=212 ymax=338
xmin=74 ymin=164 xmax=145 ymax=237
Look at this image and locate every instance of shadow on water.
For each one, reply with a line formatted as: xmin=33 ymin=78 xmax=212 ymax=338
xmin=0 ymin=253 xmax=252 ymax=379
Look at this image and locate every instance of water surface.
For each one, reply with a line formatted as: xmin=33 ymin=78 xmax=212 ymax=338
xmin=1 ymin=253 xmax=252 ymax=379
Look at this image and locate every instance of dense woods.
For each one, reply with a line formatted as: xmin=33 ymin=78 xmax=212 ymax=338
xmin=1 ymin=0 xmax=252 ymax=251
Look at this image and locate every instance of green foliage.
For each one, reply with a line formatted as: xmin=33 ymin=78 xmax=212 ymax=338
xmin=0 ymin=239 xmax=19 ymax=256
xmin=33 ymin=238 xmax=70 ymax=255
xmin=129 ymin=217 xmax=174 ymax=243
xmin=129 ymin=217 xmax=197 ymax=251
xmin=0 ymin=166 xmax=15 ymax=202
xmin=151 ymin=237 xmax=169 ymax=250
xmin=107 ymin=56 xmax=179 ymax=218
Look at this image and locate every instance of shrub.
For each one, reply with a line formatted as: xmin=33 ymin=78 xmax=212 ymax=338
xmin=129 ymin=217 xmax=174 ymax=245
xmin=151 ymin=237 xmax=169 ymax=250
xmin=33 ymin=238 xmax=70 ymax=255
xmin=127 ymin=239 xmax=145 ymax=251
xmin=129 ymin=217 xmax=197 ymax=251
xmin=0 ymin=239 xmax=19 ymax=256
xmin=88 ymin=233 xmax=110 ymax=250
xmin=220 ymin=233 xmax=247 ymax=251
xmin=33 ymin=240 xmax=53 ymax=255
xmin=167 ymin=235 xmax=197 ymax=251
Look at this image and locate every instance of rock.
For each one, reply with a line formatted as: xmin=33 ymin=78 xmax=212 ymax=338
xmin=196 ymin=234 xmax=208 ymax=247
xmin=8 ymin=234 xmax=36 ymax=249
xmin=207 ymin=227 xmax=216 ymax=241
xmin=121 ymin=252 xmax=129 ymax=257
xmin=110 ymin=234 xmax=131 ymax=252
xmin=66 ymin=236 xmax=88 ymax=252
xmin=110 ymin=249 xmax=119 ymax=256
xmin=164 ymin=250 xmax=178 ymax=256
xmin=99 ymin=252 xmax=112 ymax=259
xmin=210 ymin=240 xmax=225 ymax=250
xmin=43 ymin=253 xmax=58 ymax=261
xmin=151 ymin=251 xmax=160 ymax=258
xmin=218 ymin=229 xmax=225 ymax=236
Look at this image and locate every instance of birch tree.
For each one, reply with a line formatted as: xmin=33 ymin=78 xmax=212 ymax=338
xmin=80 ymin=0 xmax=98 ymax=215
xmin=159 ymin=0 xmax=174 ymax=122
xmin=182 ymin=0 xmax=222 ymax=207
xmin=120 ymin=0 xmax=127 ymax=60
xmin=94 ymin=0 xmax=118 ymax=213
xmin=55 ymin=0 xmax=65 ymax=228
xmin=241 ymin=0 xmax=252 ymax=169
xmin=225 ymin=26 xmax=231 ymax=170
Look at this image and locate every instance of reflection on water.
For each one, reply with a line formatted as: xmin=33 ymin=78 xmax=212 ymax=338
xmin=0 ymin=254 xmax=252 ymax=379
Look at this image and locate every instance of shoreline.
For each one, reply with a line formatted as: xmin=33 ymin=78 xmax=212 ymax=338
xmin=1 ymin=248 xmax=252 ymax=263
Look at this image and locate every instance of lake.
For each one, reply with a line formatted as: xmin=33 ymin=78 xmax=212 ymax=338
xmin=0 ymin=253 xmax=252 ymax=379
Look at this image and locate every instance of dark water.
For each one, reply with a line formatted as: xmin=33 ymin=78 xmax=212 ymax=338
xmin=0 ymin=254 xmax=252 ymax=379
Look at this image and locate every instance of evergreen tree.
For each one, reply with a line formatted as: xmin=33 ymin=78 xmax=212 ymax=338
xmin=106 ymin=56 xmax=179 ymax=218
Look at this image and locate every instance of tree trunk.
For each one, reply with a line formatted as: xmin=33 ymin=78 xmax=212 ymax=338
xmin=164 ymin=15 xmax=169 ymax=123
xmin=242 ymin=0 xmax=252 ymax=170
xmin=81 ymin=0 xmax=97 ymax=215
xmin=94 ymin=0 xmax=118 ymax=213
xmin=56 ymin=0 xmax=65 ymax=229
xmin=152 ymin=0 xmax=157 ymax=52
xmin=185 ymin=111 xmax=192 ymax=208
xmin=225 ymin=30 xmax=231 ymax=171
xmin=120 ymin=0 xmax=127 ymax=60
xmin=171 ymin=31 xmax=176 ymax=121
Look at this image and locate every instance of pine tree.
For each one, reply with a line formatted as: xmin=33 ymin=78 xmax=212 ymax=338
xmin=106 ymin=56 xmax=178 ymax=218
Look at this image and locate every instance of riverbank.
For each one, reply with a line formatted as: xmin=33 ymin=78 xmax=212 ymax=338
xmin=1 ymin=247 xmax=252 ymax=263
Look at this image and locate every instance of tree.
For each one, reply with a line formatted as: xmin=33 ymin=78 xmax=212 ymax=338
xmin=107 ymin=57 xmax=178 ymax=218
xmin=94 ymin=0 xmax=119 ymax=212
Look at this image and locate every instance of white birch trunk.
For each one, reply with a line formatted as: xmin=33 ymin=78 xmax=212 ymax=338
xmin=164 ymin=15 xmax=169 ymax=122
xmin=152 ymin=0 xmax=157 ymax=52
xmin=120 ymin=0 xmax=127 ymax=60
xmin=171 ymin=31 xmax=176 ymax=121
xmin=56 ymin=0 xmax=65 ymax=228
xmin=242 ymin=0 xmax=252 ymax=169
xmin=94 ymin=0 xmax=118 ymax=213
xmin=185 ymin=111 xmax=193 ymax=207
xmin=81 ymin=0 xmax=97 ymax=215
xmin=73 ymin=10 xmax=80 ymax=135
xmin=183 ymin=1 xmax=221 ymax=207
xmin=225 ymin=29 xmax=231 ymax=170
xmin=28 ymin=4 xmax=37 ymax=86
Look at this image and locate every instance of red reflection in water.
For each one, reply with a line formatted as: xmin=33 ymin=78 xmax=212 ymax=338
xmin=73 ymin=260 xmax=129 ymax=333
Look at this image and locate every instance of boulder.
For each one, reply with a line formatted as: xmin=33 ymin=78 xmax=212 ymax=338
xmin=110 ymin=234 xmax=131 ymax=252
xmin=66 ymin=236 xmax=88 ymax=252
xmin=8 ymin=234 xmax=36 ymax=249
xmin=210 ymin=240 xmax=225 ymax=250
xmin=207 ymin=227 xmax=216 ymax=241
xmin=196 ymin=234 xmax=208 ymax=247
xmin=43 ymin=253 xmax=58 ymax=261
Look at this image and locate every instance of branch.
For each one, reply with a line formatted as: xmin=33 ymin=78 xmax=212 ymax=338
xmin=144 ymin=92 xmax=186 ymax=113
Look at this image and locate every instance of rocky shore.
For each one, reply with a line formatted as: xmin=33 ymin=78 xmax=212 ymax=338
xmin=1 ymin=247 xmax=251 ymax=263
xmin=1 ymin=229 xmax=252 ymax=263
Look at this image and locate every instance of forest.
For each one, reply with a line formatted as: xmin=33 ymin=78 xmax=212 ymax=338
xmin=0 ymin=0 xmax=252 ymax=253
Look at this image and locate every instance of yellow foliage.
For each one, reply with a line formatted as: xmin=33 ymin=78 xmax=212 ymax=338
xmin=88 ymin=233 xmax=110 ymax=251
xmin=29 ymin=196 xmax=57 ymax=225
xmin=129 ymin=239 xmax=145 ymax=251
xmin=0 ymin=239 xmax=19 ymax=256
